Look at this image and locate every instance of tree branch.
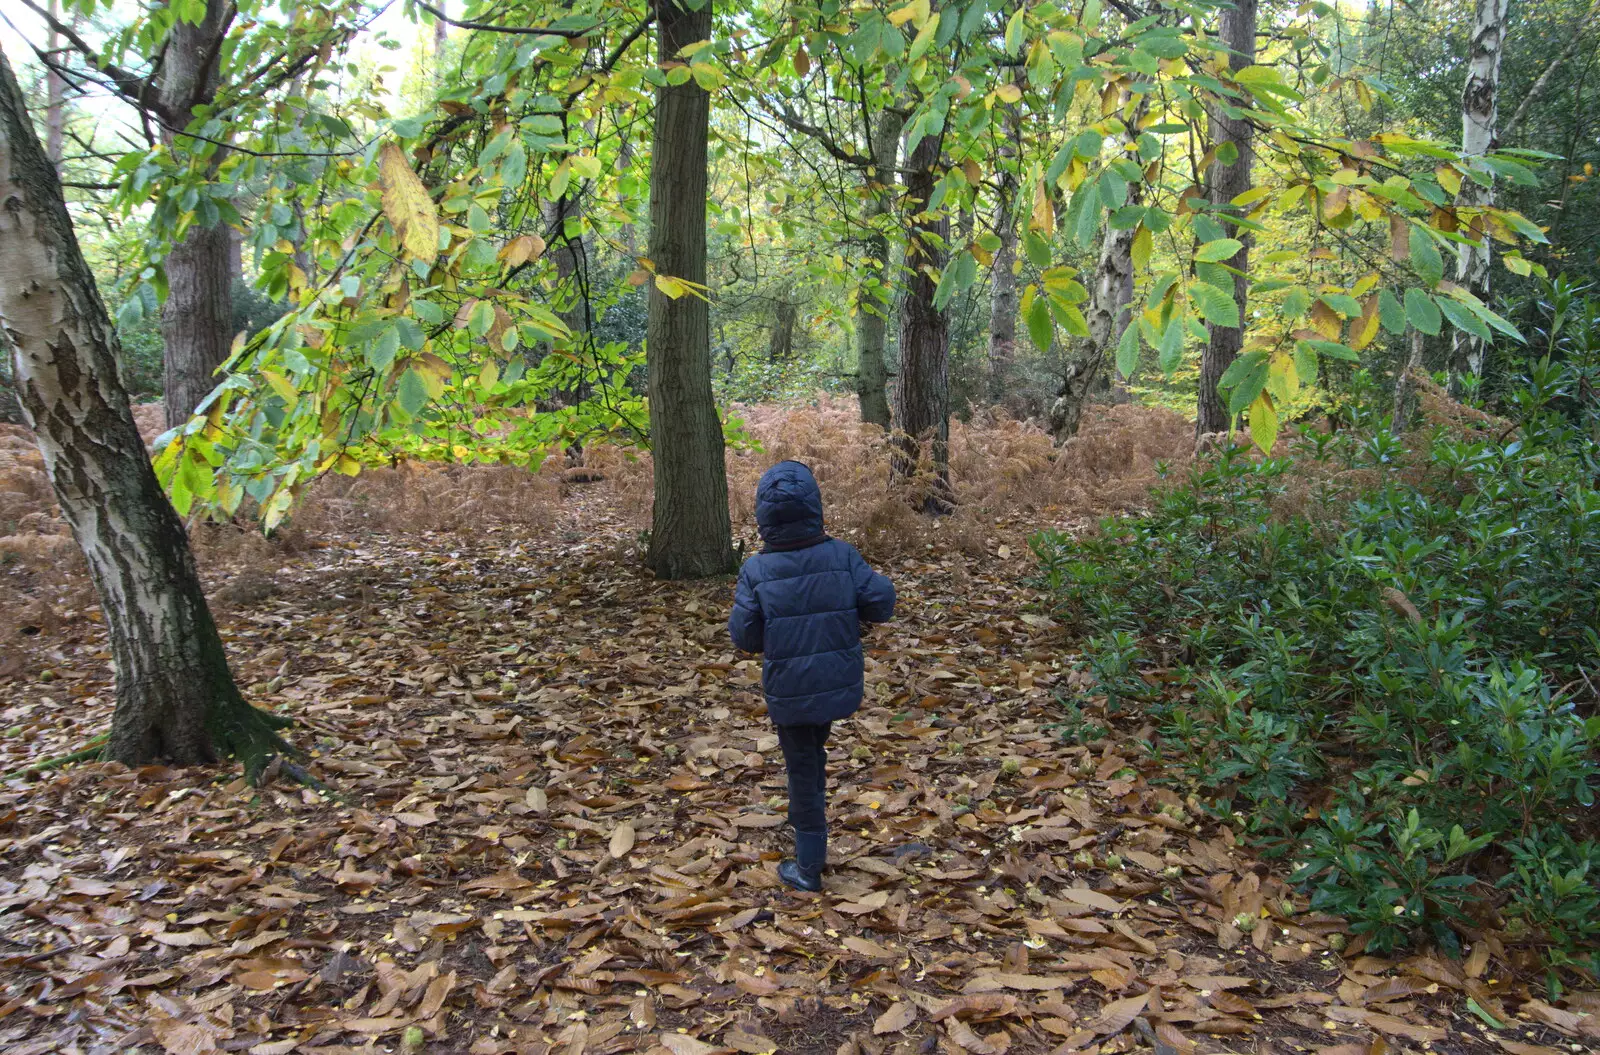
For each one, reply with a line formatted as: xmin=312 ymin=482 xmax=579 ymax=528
xmin=1501 ymin=2 xmax=1599 ymax=145
xmin=14 ymin=0 xmax=150 ymax=106
xmin=765 ymin=99 xmax=870 ymax=168
xmin=413 ymin=0 xmax=599 ymax=37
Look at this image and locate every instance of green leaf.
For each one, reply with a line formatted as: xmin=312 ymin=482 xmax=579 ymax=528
xmin=1189 ymin=281 xmax=1240 ymax=328
xmin=1196 ymin=238 xmax=1244 ymax=263
xmin=1405 ymin=288 xmax=1442 ymax=335
xmin=1023 ymin=230 xmax=1052 ymax=269
xmin=1409 ymin=231 xmax=1444 ymax=288
xmin=368 ymin=325 xmax=400 ymax=371
xmin=1027 ymin=294 xmax=1054 ymax=353
xmin=469 ymin=300 xmax=496 ymax=338
xmin=1378 ymin=289 xmax=1406 ymax=334
xmin=1437 ymin=297 xmax=1491 ymax=342
xmin=1115 ymin=322 xmax=1140 ymax=379
xmin=1158 ymin=319 xmax=1185 ymax=374
xmin=1318 ymin=293 xmax=1362 ymax=318
xmin=1049 ymin=295 xmax=1089 ymax=338
xmin=1222 ymin=353 xmax=1269 ymax=414
xmin=397 ymin=368 xmax=429 ymax=417
xmin=1303 ymin=339 xmax=1360 ymax=362
xmin=1218 ymin=349 xmax=1269 ymax=390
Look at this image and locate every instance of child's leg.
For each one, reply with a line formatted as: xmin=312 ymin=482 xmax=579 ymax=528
xmin=776 ymin=723 xmax=831 ymax=881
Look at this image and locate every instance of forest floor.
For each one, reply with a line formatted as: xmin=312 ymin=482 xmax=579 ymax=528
xmin=0 ymin=405 xmax=1593 ymax=1055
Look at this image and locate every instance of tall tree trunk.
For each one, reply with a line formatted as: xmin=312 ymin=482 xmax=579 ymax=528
xmin=1195 ymin=0 xmax=1257 ymax=438
xmin=892 ymin=132 xmax=952 ymax=514
xmin=1049 ymin=90 xmax=1149 ymax=442
xmin=159 ymin=0 xmax=235 ymax=431
xmin=645 ymin=0 xmax=733 ymax=579
xmin=987 ymin=100 xmax=1020 ymax=405
xmin=1449 ymin=0 xmax=1507 ymax=394
xmin=0 ymin=51 xmax=294 ymax=773
xmin=856 ymin=108 xmax=903 ymax=430
xmin=45 ymin=0 xmax=67 ymax=166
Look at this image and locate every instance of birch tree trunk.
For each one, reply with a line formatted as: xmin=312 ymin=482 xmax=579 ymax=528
xmin=645 ymin=0 xmax=734 ymax=579
xmin=0 ymin=50 xmax=294 ymax=774
xmin=856 ymin=107 xmax=903 ymax=430
xmin=1049 ymin=91 xmax=1149 ymax=442
xmin=1195 ymin=0 xmax=1257 ymax=438
xmin=45 ymin=0 xmax=67 ymax=166
xmin=1449 ymin=0 xmax=1508 ymax=394
xmin=987 ymin=100 xmax=1021 ymax=406
xmin=892 ymin=133 xmax=952 ymax=514
xmin=159 ymin=0 xmax=236 ymax=430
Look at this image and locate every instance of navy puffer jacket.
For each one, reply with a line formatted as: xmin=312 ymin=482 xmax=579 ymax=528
xmin=728 ymin=461 xmax=896 ymax=725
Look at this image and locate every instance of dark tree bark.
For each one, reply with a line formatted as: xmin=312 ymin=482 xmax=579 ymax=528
xmin=645 ymin=0 xmax=734 ymax=579
xmin=1195 ymin=0 xmax=1257 ymax=438
xmin=987 ymin=100 xmax=1020 ymax=405
xmin=159 ymin=0 xmax=236 ymax=430
xmin=892 ymin=132 xmax=952 ymax=514
xmin=856 ymin=108 xmax=903 ymax=430
xmin=0 ymin=50 xmax=294 ymax=774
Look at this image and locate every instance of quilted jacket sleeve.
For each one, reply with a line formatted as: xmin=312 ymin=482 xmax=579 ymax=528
xmin=728 ymin=563 xmax=765 ymax=653
xmin=851 ymin=548 xmax=896 ymax=624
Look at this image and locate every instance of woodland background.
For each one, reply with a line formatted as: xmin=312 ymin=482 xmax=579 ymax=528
xmin=0 ymin=0 xmax=1599 ymax=1053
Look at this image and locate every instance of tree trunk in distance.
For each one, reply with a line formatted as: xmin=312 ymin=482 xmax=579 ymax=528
xmin=892 ymin=132 xmax=952 ymax=514
xmin=159 ymin=0 xmax=235 ymax=431
xmin=856 ymin=107 xmax=903 ymax=430
xmin=1449 ymin=0 xmax=1507 ymax=394
xmin=0 ymin=50 xmax=295 ymax=774
xmin=1050 ymin=90 xmax=1149 ymax=442
xmin=1393 ymin=328 xmax=1426 ymax=429
xmin=768 ymin=295 xmax=797 ymax=360
xmin=45 ymin=0 xmax=66 ymax=166
xmin=987 ymin=100 xmax=1020 ymax=406
xmin=1195 ymin=0 xmax=1257 ymax=438
xmin=645 ymin=0 xmax=734 ymax=580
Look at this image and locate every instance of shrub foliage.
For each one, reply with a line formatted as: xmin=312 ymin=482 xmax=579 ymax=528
xmin=1033 ymin=324 xmax=1600 ymax=983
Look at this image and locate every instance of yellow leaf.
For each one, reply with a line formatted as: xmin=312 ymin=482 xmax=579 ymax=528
xmin=655 ymin=274 xmax=690 ymax=299
xmin=962 ymin=158 xmax=981 ymax=186
xmin=477 ymin=360 xmax=500 ymax=390
xmin=1436 ymin=165 xmax=1463 ymax=198
xmin=378 ymin=141 xmax=440 ymax=264
xmin=995 ymin=83 xmax=1022 ymax=105
xmin=1031 ymin=179 xmax=1054 ymax=236
xmin=335 ymin=454 xmax=362 ymax=477
xmin=261 ymin=369 xmax=298 ymax=408
xmin=1131 ymin=226 xmax=1152 ymax=272
xmin=888 ymin=3 xmax=918 ymax=26
xmin=500 ymin=234 xmax=545 ymax=267
xmin=1350 ymin=294 xmax=1381 ymax=351
xmin=1248 ymin=392 xmax=1279 ymax=452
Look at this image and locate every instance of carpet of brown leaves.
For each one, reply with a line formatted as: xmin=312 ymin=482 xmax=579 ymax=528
xmin=1 ymin=406 xmax=1596 ymax=1055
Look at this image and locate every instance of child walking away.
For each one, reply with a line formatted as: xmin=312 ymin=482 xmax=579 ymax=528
xmin=728 ymin=461 xmax=896 ymax=892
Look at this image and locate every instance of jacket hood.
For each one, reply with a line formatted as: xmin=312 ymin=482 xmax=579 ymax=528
xmin=755 ymin=461 xmax=825 ymax=546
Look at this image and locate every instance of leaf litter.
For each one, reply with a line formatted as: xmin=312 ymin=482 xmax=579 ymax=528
xmin=2 ymin=412 xmax=1599 ymax=1054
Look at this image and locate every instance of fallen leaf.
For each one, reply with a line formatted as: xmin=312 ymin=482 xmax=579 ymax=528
xmin=874 ymin=1002 xmax=917 ymax=1034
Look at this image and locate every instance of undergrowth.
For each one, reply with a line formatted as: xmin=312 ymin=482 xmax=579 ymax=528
xmin=1034 ymin=347 xmax=1600 ymax=986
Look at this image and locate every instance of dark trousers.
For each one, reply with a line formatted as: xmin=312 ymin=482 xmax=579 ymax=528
xmin=775 ymin=723 xmax=831 ymax=836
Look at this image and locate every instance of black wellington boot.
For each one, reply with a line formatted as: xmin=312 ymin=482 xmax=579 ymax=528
xmin=778 ymin=831 xmax=826 ymax=892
